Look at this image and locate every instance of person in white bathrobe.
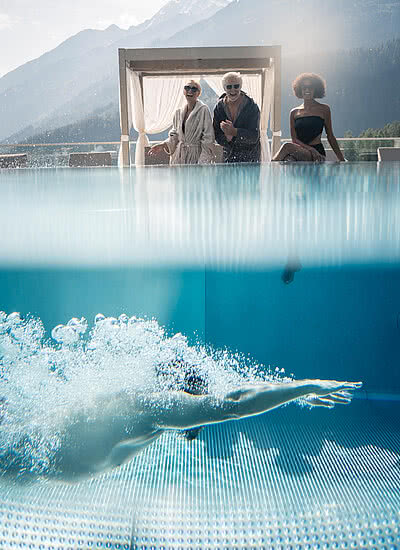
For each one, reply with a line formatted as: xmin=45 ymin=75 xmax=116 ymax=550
xmin=148 ymin=80 xmax=215 ymax=165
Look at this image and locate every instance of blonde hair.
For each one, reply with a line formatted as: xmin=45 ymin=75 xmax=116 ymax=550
xmin=222 ymin=72 xmax=243 ymax=87
xmin=185 ymin=79 xmax=201 ymax=94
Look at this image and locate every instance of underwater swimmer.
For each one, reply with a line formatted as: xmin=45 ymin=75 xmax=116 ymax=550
xmin=41 ymin=378 xmax=361 ymax=482
xmin=155 ymin=358 xmax=208 ymax=440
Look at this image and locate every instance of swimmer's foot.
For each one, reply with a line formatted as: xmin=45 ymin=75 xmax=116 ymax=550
xmin=181 ymin=427 xmax=204 ymax=441
xmin=281 ymin=257 xmax=302 ymax=284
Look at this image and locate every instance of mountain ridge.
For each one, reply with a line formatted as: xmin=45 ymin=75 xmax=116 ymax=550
xmin=11 ymin=38 xmax=400 ymax=142
xmin=0 ymin=0 xmax=231 ymax=142
xmin=1 ymin=0 xmax=399 ymax=142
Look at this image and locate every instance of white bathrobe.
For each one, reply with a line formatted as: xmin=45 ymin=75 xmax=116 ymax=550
xmin=165 ymin=100 xmax=215 ymax=165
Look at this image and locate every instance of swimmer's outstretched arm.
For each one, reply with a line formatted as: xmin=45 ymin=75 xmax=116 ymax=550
xmin=149 ymin=379 xmax=362 ymax=431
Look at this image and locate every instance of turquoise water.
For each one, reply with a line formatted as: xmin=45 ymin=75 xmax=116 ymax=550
xmin=0 ymin=164 xmax=399 ymax=548
xmin=0 ymin=265 xmax=399 ymax=395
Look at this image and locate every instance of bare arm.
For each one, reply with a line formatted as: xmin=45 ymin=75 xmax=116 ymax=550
xmin=148 ymin=379 xmax=362 ymax=430
xmin=324 ymin=106 xmax=345 ymax=161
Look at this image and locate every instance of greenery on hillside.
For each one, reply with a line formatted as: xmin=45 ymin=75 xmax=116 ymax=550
xmin=21 ymin=104 xmax=121 ymax=144
xmin=341 ymin=121 xmax=400 ymax=161
xmin=21 ymin=39 xmax=400 ymax=144
xmin=359 ymin=121 xmax=400 ymax=138
xmin=21 ymin=83 xmax=218 ymax=145
xmin=283 ymin=39 xmax=400 ymax=137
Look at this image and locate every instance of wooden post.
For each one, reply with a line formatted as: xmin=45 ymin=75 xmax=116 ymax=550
xmin=139 ymin=73 xmax=144 ymax=105
xmin=118 ymin=49 xmax=130 ymax=167
xmin=261 ymin=68 xmax=266 ymax=112
xmin=271 ymin=47 xmax=282 ymax=157
xmin=137 ymin=73 xmax=145 ymax=166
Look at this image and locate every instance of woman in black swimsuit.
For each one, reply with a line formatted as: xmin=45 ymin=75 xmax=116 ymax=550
xmin=273 ymin=73 xmax=345 ymax=162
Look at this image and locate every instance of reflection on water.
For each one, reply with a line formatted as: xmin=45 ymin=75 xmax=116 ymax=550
xmin=0 ymin=163 xmax=399 ymax=267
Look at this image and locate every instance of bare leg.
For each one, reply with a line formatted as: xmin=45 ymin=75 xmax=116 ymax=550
xmin=149 ymin=380 xmax=362 ymax=431
xmin=272 ymin=142 xmax=313 ymax=162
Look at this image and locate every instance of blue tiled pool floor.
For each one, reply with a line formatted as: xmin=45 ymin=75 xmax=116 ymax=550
xmin=0 ymin=400 xmax=399 ymax=549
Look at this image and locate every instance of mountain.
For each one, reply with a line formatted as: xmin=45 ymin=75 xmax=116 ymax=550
xmin=163 ymin=0 xmax=400 ymax=53
xmin=1 ymin=0 xmax=400 ymax=142
xmin=14 ymin=38 xmax=400 ymax=142
xmin=11 ymin=80 xmax=220 ymax=144
xmin=282 ymin=39 xmax=400 ymax=136
xmin=131 ymin=0 xmax=232 ymax=43
xmin=0 ymin=0 xmax=231 ymax=142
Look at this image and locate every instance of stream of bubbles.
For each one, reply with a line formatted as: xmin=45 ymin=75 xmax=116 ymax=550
xmin=0 ymin=311 xmax=290 ymax=479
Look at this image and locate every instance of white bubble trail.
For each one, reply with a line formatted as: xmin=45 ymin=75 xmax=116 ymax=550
xmin=0 ymin=311 xmax=290 ymax=478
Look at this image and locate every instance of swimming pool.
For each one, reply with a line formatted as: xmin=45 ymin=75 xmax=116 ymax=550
xmin=0 ymin=163 xmax=399 ymax=549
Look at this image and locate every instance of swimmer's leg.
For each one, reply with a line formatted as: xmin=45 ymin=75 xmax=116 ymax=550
xmin=281 ymin=255 xmax=302 ymax=284
xmin=149 ymin=380 xmax=362 ymax=431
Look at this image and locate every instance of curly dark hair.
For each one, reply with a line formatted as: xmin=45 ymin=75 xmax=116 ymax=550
xmin=292 ymin=73 xmax=326 ymax=99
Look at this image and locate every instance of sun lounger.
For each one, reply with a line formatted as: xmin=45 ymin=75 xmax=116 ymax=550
xmin=69 ymin=152 xmax=112 ymax=167
xmin=144 ymin=146 xmax=170 ymax=165
xmin=0 ymin=153 xmax=27 ymax=168
xmin=144 ymin=144 xmax=223 ymax=165
xmin=377 ymin=147 xmax=400 ymax=161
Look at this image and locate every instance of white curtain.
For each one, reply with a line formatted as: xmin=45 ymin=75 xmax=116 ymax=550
xmin=203 ymin=75 xmax=224 ymax=98
xmin=204 ymin=74 xmax=261 ymax=105
xmin=204 ymin=72 xmax=273 ymax=162
xmin=121 ymin=66 xmax=275 ymax=165
xmin=126 ymin=70 xmax=189 ymax=165
xmin=260 ymin=65 xmax=274 ymax=163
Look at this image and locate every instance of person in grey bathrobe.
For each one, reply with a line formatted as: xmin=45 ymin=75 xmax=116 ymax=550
xmin=213 ymin=72 xmax=261 ymax=163
xmin=148 ymin=80 xmax=215 ymax=165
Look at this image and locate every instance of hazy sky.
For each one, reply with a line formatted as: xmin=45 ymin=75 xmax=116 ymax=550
xmin=0 ymin=0 xmax=169 ymax=77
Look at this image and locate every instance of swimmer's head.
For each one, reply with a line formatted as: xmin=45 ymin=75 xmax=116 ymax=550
xmin=183 ymin=370 xmax=208 ymax=396
xmin=155 ymin=359 xmax=208 ymax=395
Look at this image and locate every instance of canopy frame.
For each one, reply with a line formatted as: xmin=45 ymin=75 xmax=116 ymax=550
xmin=118 ymin=46 xmax=281 ymax=166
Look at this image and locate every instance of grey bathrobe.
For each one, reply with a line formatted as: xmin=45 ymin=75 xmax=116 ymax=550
xmin=165 ymin=100 xmax=215 ymax=165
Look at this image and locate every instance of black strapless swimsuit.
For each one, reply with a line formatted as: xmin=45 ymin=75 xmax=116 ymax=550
xmin=294 ymin=115 xmax=326 ymax=156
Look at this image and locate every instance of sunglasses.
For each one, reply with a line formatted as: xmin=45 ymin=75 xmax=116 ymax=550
xmin=226 ymin=84 xmax=241 ymax=90
xmin=184 ymin=85 xmax=199 ymax=92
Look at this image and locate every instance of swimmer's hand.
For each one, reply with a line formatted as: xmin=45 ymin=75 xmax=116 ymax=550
xmin=304 ymin=379 xmax=362 ymax=408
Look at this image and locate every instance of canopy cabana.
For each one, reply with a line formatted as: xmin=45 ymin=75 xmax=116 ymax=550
xmin=118 ymin=45 xmax=281 ymax=166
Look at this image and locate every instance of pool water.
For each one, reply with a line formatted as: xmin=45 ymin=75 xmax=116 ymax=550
xmin=0 ymin=163 xmax=399 ymax=549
